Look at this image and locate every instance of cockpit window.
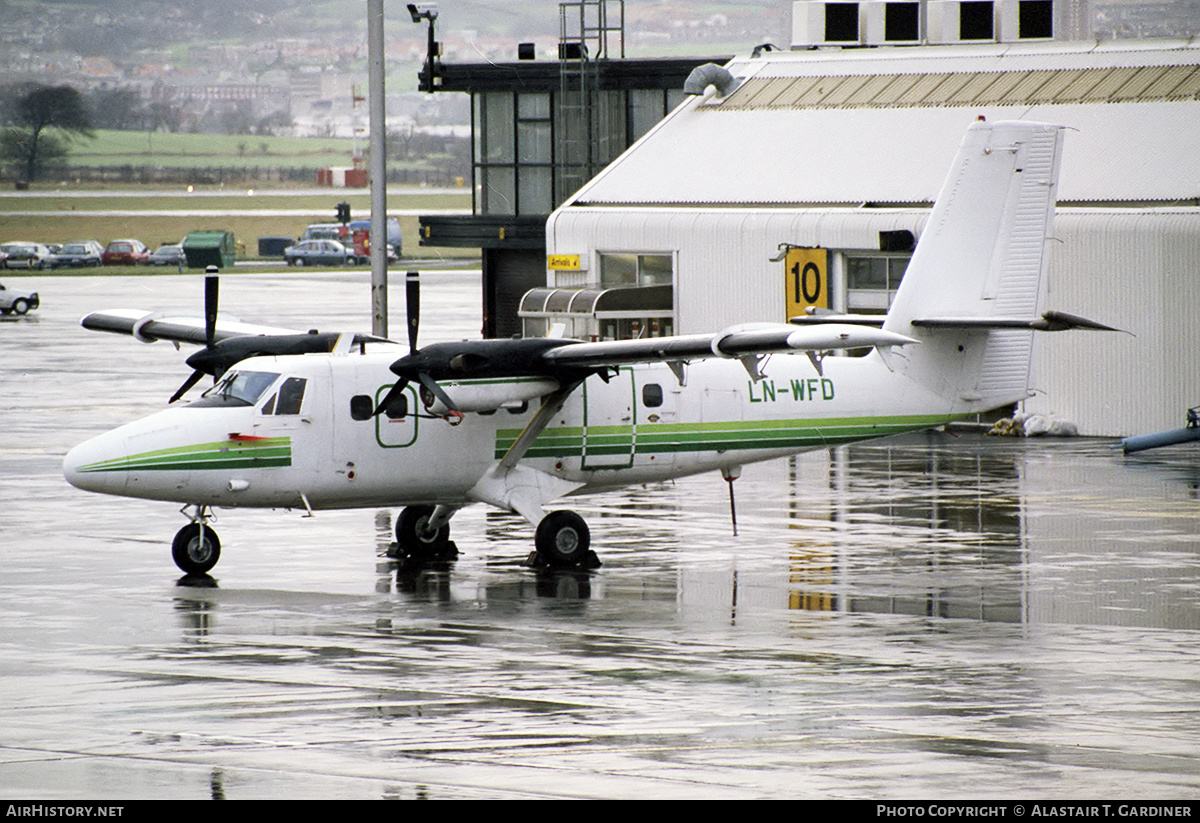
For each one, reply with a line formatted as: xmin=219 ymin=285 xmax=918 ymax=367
xmin=191 ymin=370 xmax=280 ymax=408
xmin=259 ymin=377 xmax=307 ymax=415
xmin=275 ymin=377 xmax=307 ymax=415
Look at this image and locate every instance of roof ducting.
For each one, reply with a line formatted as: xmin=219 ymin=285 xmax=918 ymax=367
xmin=684 ymin=63 xmax=740 ymax=97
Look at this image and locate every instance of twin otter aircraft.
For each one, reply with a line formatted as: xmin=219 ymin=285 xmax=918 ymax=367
xmin=64 ymin=120 xmax=1115 ymax=575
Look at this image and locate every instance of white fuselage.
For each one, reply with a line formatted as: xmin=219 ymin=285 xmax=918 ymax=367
xmin=63 ymin=346 xmax=962 ymax=514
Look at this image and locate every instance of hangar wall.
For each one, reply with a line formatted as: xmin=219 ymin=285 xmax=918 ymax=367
xmin=1026 ymin=209 xmax=1200 ymax=436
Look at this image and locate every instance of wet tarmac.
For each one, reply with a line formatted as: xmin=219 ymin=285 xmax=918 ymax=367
xmin=2 ymin=273 xmax=1199 ymax=799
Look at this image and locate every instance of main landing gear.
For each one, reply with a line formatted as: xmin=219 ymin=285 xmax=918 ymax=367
xmin=391 ymin=505 xmax=458 ymax=562
xmin=172 ymin=509 xmax=221 ymax=575
xmin=390 ymin=505 xmax=601 ymax=569
xmin=532 ymin=510 xmax=599 ymax=570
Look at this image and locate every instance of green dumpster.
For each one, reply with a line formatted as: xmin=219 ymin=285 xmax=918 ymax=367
xmin=182 ymin=230 xmax=236 ymax=270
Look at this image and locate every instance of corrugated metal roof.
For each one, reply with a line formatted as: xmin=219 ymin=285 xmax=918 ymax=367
xmin=716 ymin=63 xmax=1200 ymax=110
xmin=567 ymin=41 xmax=1200 ymax=207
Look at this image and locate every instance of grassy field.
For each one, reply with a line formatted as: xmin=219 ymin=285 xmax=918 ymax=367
xmin=3 ymin=128 xmax=476 ymax=259
xmin=1 ymin=188 xmax=476 ymax=260
xmin=72 ymin=130 xmax=363 ymax=170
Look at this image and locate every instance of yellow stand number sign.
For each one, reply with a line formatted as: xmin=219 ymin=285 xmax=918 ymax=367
xmin=784 ymin=247 xmax=828 ymax=321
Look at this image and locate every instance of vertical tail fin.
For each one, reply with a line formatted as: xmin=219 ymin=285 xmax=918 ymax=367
xmin=882 ymin=119 xmax=1065 ymax=411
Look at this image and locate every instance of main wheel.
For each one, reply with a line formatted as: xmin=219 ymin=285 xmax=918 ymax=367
xmin=11 ymin=298 xmax=29 ymax=315
xmin=535 ymin=510 xmax=591 ymax=568
xmin=172 ymin=522 xmax=221 ymax=575
xmin=395 ymin=505 xmax=452 ymax=560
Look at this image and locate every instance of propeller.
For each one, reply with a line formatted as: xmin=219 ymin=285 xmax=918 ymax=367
xmin=168 ymin=268 xmax=363 ymax=404
xmin=374 ymin=270 xmax=589 ymax=420
xmin=169 ymin=269 xmax=220 ymax=403
xmin=374 ymin=271 xmax=461 ymax=416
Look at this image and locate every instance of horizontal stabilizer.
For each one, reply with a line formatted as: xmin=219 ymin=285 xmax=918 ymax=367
xmin=910 ymin=310 xmax=1125 ymax=333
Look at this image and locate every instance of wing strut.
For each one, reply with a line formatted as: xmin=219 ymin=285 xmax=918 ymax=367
xmin=469 ymin=381 xmax=588 ymax=527
xmin=498 ymin=379 xmax=585 ymax=471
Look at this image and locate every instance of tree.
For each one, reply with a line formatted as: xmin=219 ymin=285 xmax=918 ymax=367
xmin=2 ymin=85 xmax=94 ymax=182
xmin=88 ymin=88 xmax=146 ymax=131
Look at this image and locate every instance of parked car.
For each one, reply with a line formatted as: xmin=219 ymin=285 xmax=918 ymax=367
xmin=1 ymin=242 xmax=54 ymax=270
xmin=102 ymin=239 xmax=150 ymax=266
xmin=51 ymin=240 xmax=104 ymax=268
xmin=0 ymin=282 xmax=39 ymax=315
xmin=283 ymin=239 xmax=351 ymax=267
xmin=148 ymin=244 xmax=186 ymax=266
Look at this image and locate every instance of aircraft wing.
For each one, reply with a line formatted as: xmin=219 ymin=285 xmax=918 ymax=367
xmin=539 ymin=322 xmax=916 ymax=369
xmin=81 ymin=309 xmax=304 ymax=346
xmin=81 ymin=308 xmax=394 ymax=347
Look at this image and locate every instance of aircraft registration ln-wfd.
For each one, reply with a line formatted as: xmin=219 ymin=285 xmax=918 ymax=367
xmin=64 ymin=119 xmax=1119 ymax=576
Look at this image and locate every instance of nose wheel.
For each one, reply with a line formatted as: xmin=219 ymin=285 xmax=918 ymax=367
xmin=172 ymin=521 xmax=221 ymax=575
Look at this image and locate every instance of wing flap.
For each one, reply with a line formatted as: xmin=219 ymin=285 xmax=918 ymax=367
xmin=541 ymin=323 xmax=916 ymax=369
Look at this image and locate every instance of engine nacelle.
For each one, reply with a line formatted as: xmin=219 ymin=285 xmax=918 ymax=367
xmin=423 ymin=377 xmax=560 ymax=415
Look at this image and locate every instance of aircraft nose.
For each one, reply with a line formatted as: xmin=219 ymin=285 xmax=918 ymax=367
xmin=63 ymin=432 xmax=128 ymax=495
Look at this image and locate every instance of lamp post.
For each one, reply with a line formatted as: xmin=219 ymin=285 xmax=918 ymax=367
xmin=368 ymin=0 xmax=388 ymax=336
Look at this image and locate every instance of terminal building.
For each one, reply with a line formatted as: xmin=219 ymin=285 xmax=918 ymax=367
xmin=529 ymin=0 xmax=1200 ymax=437
xmin=416 ymin=0 xmax=725 ymax=339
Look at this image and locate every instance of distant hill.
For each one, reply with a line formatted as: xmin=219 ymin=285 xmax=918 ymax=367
xmin=19 ymin=0 xmax=788 ymax=59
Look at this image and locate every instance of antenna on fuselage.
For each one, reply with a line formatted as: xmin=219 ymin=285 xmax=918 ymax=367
xmin=722 ymin=465 xmax=741 ymax=536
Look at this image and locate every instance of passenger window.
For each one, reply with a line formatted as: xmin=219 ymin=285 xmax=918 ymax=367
xmin=275 ymin=377 xmax=307 ymax=415
xmin=642 ymin=383 xmax=664 ymax=408
xmin=350 ymin=394 xmax=374 ymax=421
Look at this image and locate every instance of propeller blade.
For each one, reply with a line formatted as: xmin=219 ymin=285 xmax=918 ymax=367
xmin=169 ymin=369 xmax=206 ymax=404
xmin=373 ymin=378 xmax=410 ymax=417
xmin=204 ymin=271 xmax=219 ymax=347
xmin=405 ymin=271 xmax=419 ymax=353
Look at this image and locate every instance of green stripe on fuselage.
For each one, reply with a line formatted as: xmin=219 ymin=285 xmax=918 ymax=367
xmin=493 ymin=415 xmax=954 ymax=461
xmin=76 ymin=437 xmax=292 ymax=473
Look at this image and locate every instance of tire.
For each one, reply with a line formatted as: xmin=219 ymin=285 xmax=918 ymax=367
xmin=395 ymin=505 xmax=451 ymax=560
xmin=172 ymin=523 xmax=221 ymax=575
xmin=535 ymin=510 xmax=591 ymax=568
xmin=294 ymin=257 xmax=305 ymax=267
xmin=11 ymin=298 xmax=29 ymax=315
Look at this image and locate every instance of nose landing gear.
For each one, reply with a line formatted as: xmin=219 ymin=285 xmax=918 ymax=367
xmin=172 ymin=509 xmax=221 ymax=575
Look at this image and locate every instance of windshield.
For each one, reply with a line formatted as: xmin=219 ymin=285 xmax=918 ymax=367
xmin=192 ymin=370 xmax=280 ymax=408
